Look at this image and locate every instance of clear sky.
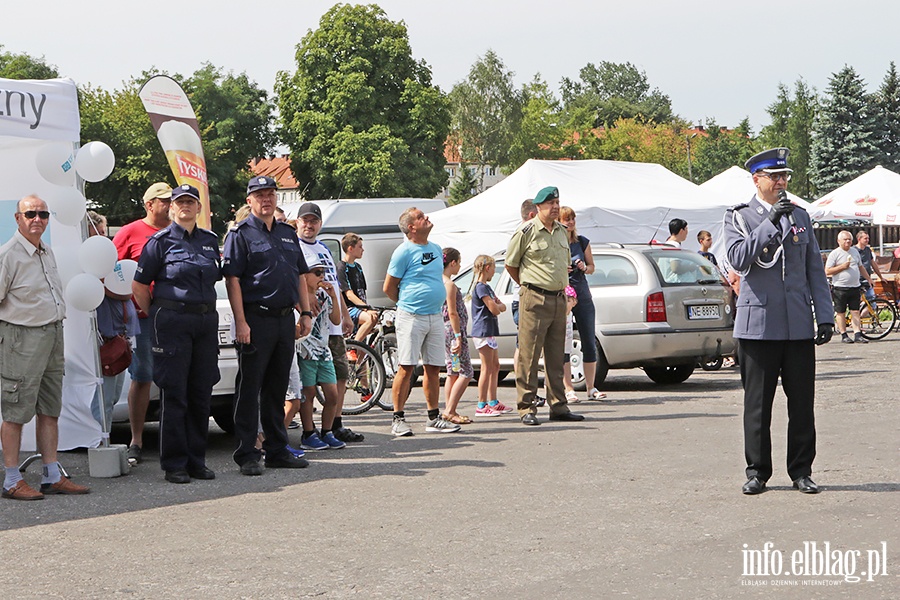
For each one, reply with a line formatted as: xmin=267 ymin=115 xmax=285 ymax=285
xmin=3 ymin=0 xmax=899 ymax=134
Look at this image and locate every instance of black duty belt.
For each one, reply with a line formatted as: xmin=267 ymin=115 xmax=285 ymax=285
xmin=154 ymin=298 xmax=216 ymax=314
xmin=523 ymin=283 xmax=564 ymax=297
xmin=244 ymin=303 xmax=294 ymax=317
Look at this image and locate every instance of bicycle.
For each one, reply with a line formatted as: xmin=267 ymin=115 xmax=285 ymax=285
xmin=854 ymin=290 xmax=897 ymax=340
xmin=314 ymin=338 xmax=388 ymax=416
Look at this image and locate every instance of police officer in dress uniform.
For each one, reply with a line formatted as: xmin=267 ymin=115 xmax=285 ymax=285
xmin=132 ymin=185 xmax=222 ymax=483
xmin=223 ymin=176 xmax=313 ymax=475
xmin=505 ymin=186 xmax=584 ymax=426
xmin=723 ymin=148 xmax=834 ymax=496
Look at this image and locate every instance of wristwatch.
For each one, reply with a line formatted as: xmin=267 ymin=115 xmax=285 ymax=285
xmin=300 ymin=311 xmax=313 ymax=318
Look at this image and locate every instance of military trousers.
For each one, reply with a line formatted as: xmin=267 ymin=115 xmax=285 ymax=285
xmin=515 ymin=285 xmax=571 ymax=417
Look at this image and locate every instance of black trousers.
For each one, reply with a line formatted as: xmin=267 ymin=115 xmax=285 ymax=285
xmin=232 ymin=311 xmax=295 ymax=466
xmin=151 ymin=308 xmax=220 ymax=472
xmin=738 ymin=338 xmax=817 ymax=481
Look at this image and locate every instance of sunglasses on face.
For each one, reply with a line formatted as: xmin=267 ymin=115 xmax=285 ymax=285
xmin=19 ymin=210 xmax=51 ymax=220
xmin=310 ymin=268 xmax=325 ymax=277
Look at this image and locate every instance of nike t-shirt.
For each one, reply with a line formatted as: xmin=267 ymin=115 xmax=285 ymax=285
xmin=387 ymin=240 xmax=445 ymax=314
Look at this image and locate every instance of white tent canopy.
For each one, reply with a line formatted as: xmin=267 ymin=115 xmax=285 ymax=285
xmin=701 ymin=165 xmax=810 ymax=207
xmin=429 ymin=159 xmax=733 ymax=261
xmin=809 ymin=165 xmax=900 ymax=222
xmin=0 ymin=78 xmax=101 ymax=450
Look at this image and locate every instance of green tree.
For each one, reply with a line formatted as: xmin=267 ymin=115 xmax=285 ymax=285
xmin=81 ymin=65 xmax=276 ymax=231
xmin=873 ymin=61 xmax=900 ymax=173
xmin=0 ymin=45 xmax=59 ymax=79
xmin=276 ymin=3 xmax=450 ymax=200
xmin=449 ymin=50 xmax=523 ymax=181
xmin=691 ymin=119 xmax=756 ymax=184
xmin=79 ymin=78 xmax=170 ymax=225
xmin=448 ymin=162 xmax=478 ymax=205
xmin=811 ymin=66 xmax=881 ymax=194
xmin=759 ymin=79 xmax=818 ymax=197
xmin=561 ymin=61 xmax=674 ymax=128
xmin=506 ymin=75 xmax=568 ymax=171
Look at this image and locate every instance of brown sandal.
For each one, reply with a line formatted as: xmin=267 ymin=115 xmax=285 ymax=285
xmin=444 ymin=413 xmax=473 ymax=425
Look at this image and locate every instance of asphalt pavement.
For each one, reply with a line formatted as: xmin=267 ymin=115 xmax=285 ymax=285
xmin=0 ymin=336 xmax=897 ymax=599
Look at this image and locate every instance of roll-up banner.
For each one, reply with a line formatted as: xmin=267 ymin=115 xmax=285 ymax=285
xmin=138 ymin=75 xmax=211 ymax=229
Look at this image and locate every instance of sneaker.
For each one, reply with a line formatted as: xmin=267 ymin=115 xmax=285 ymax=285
xmin=492 ymin=401 xmax=514 ymax=413
xmin=286 ymin=444 xmax=306 ymax=459
xmin=391 ymin=416 xmax=413 ymax=437
xmin=475 ymin=404 xmax=504 ymax=417
xmin=127 ymin=444 xmax=142 ymax=465
xmin=321 ymin=431 xmax=347 ymax=449
xmin=334 ymin=426 xmax=365 ymax=443
xmin=425 ymin=417 xmax=462 ymax=433
xmin=841 ymin=333 xmax=854 ymax=344
xmin=853 ymin=333 xmax=868 ymax=344
xmin=287 ymin=418 xmax=301 ymax=430
xmin=300 ymin=432 xmax=329 ymax=451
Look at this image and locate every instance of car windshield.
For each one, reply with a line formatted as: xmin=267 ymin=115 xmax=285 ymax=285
xmin=646 ymin=249 xmax=723 ymax=285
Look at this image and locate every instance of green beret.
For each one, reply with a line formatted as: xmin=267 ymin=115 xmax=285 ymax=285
xmin=534 ymin=186 xmax=559 ymax=204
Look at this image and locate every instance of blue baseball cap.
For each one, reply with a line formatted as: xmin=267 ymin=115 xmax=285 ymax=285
xmin=247 ymin=176 xmax=277 ymax=194
xmin=745 ymin=148 xmax=792 ymax=173
xmin=170 ymin=184 xmax=200 ymax=201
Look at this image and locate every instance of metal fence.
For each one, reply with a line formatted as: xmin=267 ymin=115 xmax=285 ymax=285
xmin=813 ymin=224 xmax=900 ymax=252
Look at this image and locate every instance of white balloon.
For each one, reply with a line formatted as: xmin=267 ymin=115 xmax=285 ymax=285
xmin=104 ymin=259 xmax=138 ymax=296
xmin=65 ymin=273 xmax=105 ymax=312
xmin=54 ymin=244 xmax=84 ymax=287
xmin=35 ymin=143 xmax=76 ymax=186
xmin=75 ymin=141 xmax=115 ymax=183
xmin=45 ymin=186 xmax=87 ymax=227
xmin=79 ymin=235 xmax=118 ymax=277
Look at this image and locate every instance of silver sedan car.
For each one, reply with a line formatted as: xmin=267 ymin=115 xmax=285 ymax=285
xmin=454 ymin=244 xmax=736 ymax=387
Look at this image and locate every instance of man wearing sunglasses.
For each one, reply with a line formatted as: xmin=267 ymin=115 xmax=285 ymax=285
xmin=1 ymin=195 xmax=90 ymax=499
xmin=724 ymin=147 xmax=834 ymax=496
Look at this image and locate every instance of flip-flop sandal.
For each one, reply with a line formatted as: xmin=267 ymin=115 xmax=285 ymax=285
xmin=445 ymin=413 xmax=473 ymax=425
xmin=588 ymin=388 xmax=607 ymax=400
xmin=565 ymin=390 xmax=580 ymax=403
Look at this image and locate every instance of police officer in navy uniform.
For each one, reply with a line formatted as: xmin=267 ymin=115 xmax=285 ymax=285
xmin=723 ymin=148 xmax=834 ymax=496
xmin=223 ymin=176 xmax=313 ymax=475
xmin=132 ymin=184 xmax=222 ymax=483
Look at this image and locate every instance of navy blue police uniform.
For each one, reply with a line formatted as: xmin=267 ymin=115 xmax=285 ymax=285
xmin=222 ymin=212 xmax=309 ymax=468
xmin=134 ymin=221 xmax=222 ymax=475
xmin=723 ymin=148 xmax=834 ymax=494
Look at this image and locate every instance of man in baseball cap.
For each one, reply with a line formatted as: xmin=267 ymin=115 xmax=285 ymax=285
xmin=112 ymin=181 xmax=174 ymax=465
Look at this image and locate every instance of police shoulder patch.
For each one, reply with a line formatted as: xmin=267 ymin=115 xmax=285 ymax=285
xmin=151 ymin=228 xmax=170 ymax=240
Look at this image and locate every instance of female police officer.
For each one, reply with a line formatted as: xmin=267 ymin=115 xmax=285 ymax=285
xmin=132 ymin=184 xmax=222 ymax=483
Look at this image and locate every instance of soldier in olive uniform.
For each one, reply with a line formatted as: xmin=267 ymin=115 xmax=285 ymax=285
xmin=505 ymin=186 xmax=584 ymax=426
xmin=723 ymin=148 xmax=834 ymax=496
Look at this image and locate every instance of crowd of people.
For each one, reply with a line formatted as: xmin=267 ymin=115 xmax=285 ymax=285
xmin=1 ymin=146 xmax=879 ymax=498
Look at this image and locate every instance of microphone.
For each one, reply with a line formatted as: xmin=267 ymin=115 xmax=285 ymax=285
xmin=778 ymin=189 xmax=796 ymax=227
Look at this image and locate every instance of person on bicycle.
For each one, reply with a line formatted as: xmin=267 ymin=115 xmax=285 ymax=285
xmin=825 ymin=230 xmax=873 ymax=344
xmin=340 ymin=233 xmax=379 ymax=344
xmin=855 ymin=231 xmax=884 ymax=302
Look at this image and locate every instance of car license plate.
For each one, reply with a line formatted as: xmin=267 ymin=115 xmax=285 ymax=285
xmin=218 ymin=330 xmax=233 ymax=346
xmin=687 ymin=304 xmax=720 ymax=320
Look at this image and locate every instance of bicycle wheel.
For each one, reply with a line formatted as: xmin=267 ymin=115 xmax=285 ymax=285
xmin=860 ymin=298 xmax=897 ymax=340
xmin=340 ymin=339 xmax=387 ymax=415
xmin=374 ymin=333 xmax=399 ymax=410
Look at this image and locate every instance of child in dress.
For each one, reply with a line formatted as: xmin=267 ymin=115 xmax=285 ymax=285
xmin=562 ymin=285 xmax=581 ymax=403
xmin=441 ymin=248 xmax=473 ymax=424
xmin=469 ymin=255 xmax=512 ymax=417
